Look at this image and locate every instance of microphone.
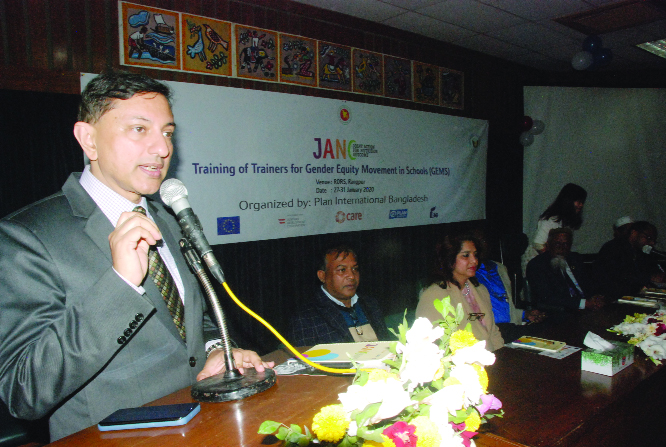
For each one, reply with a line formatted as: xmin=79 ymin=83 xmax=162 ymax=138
xmin=160 ymin=178 xmax=226 ymax=284
xmin=643 ymin=245 xmax=666 ymax=258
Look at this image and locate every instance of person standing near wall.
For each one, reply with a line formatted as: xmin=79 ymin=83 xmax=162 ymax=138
xmin=522 ymin=183 xmax=588 ymax=277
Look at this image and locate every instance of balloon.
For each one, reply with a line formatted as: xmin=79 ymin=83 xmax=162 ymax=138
xmin=571 ymin=51 xmax=593 ymax=70
xmin=529 ymin=120 xmax=545 ymax=135
xmin=594 ymin=48 xmax=613 ymax=68
xmin=519 ymin=131 xmax=534 ymax=146
xmin=582 ymin=35 xmax=602 ymax=53
xmin=521 ymin=116 xmax=533 ymax=132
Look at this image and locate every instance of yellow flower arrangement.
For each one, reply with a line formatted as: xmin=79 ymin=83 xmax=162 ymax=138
xmin=449 ymin=330 xmax=478 ymax=352
xmin=464 ymin=411 xmax=481 ymax=432
xmin=259 ymin=296 xmax=504 ymax=447
xmin=473 ymin=364 xmax=488 ymax=392
xmin=311 ymin=404 xmax=349 ymax=442
xmin=411 ymin=416 xmax=441 ymax=447
xmin=367 ymin=368 xmax=393 ymax=382
xmin=361 ymin=434 xmax=396 ymax=447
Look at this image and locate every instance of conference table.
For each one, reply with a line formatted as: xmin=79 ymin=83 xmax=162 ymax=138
xmin=50 ymin=303 xmax=664 ymax=447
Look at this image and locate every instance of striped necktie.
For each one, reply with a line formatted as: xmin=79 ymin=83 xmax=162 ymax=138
xmin=133 ymin=206 xmax=186 ymax=341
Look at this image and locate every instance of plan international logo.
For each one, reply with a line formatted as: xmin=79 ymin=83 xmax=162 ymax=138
xmin=389 ymin=209 xmax=408 ymax=219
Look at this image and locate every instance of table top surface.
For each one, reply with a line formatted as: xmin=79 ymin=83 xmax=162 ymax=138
xmin=49 ymin=303 xmax=662 ymax=447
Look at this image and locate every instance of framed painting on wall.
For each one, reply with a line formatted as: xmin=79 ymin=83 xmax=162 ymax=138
xmin=119 ymin=2 xmax=180 ymax=70
xmin=235 ymin=26 xmax=279 ymax=81
xmin=181 ymin=14 xmax=232 ymax=76
xmin=384 ymin=56 xmax=412 ymax=101
xmin=318 ymin=42 xmax=352 ymax=92
xmin=440 ymin=67 xmax=464 ymax=109
xmin=279 ymin=34 xmax=317 ymax=86
xmin=352 ymin=49 xmax=383 ymax=96
xmin=413 ymin=62 xmax=439 ymax=106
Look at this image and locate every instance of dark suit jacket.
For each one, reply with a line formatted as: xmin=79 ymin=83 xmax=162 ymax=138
xmin=289 ymin=288 xmax=391 ymax=346
xmin=593 ymin=237 xmax=657 ymax=300
xmin=0 ymin=173 xmax=216 ymax=441
xmin=526 ymin=251 xmax=593 ymax=311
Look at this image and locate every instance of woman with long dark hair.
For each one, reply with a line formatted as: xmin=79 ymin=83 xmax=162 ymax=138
xmin=416 ymin=233 xmax=504 ymax=351
xmin=522 ymin=183 xmax=587 ymax=274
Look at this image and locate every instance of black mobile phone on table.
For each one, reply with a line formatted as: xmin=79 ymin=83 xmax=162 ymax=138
xmin=97 ymin=403 xmax=200 ymax=431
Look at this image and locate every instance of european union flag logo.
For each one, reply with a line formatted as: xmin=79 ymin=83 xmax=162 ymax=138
xmin=217 ymin=216 xmax=240 ymax=235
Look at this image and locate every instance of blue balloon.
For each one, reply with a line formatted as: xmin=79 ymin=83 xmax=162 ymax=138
xmin=594 ymin=48 xmax=613 ymax=68
xmin=583 ymin=35 xmax=603 ymax=53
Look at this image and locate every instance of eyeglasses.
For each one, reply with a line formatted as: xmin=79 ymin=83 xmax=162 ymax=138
xmin=640 ymin=232 xmax=657 ymax=244
xmin=468 ymin=313 xmax=485 ymax=321
xmin=348 ymin=308 xmax=364 ymax=335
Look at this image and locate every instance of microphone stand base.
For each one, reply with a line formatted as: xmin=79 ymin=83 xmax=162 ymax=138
xmin=191 ymin=368 xmax=276 ymax=402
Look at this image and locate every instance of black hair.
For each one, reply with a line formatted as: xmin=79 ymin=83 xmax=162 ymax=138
xmin=540 ymin=183 xmax=587 ymax=230
xmin=319 ymin=245 xmax=357 ymax=272
xmin=431 ymin=233 xmax=484 ymax=290
xmin=78 ymin=71 xmax=172 ymax=123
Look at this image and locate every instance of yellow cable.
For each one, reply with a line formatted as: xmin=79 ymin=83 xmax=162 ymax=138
xmin=223 ymin=282 xmax=370 ymax=374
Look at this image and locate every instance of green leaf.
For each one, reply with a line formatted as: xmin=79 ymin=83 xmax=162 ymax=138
xmin=304 ymin=425 xmax=311 ymax=437
xmin=356 ymin=402 xmax=381 ymax=427
xmin=290 ymin=424 xmax=302 ymax=434
xmin=276 ymin=426 xmax=289 ymax=440
xmin=383 ymin=359 xmax=401 ymax=369
xmin=338 ymin=434 xmax=358 ymax=447
xmin=258 ymin=420 xmax=282 ymax=434
xmin=433 ymin=298 xmax=444 ymax=315
xmin=355 ymin=370 xmax=369 ymax=386
xmin=411 ymin=388 xmax=434 ymax=401
xmin=358 ymin=426 xmax=385 ymax=443
xmin=430 ymin=377 xmax=444 ymax=390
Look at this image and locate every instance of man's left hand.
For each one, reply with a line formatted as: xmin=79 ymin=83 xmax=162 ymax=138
xmin=197 ymin=348 xmax=275 ymax=381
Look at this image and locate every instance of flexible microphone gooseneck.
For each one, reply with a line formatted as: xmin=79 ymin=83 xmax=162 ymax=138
xmin=160 ymin=179 xmax=226 ymax=284
xmin=159 ymin=178 xmax=366 ymax=382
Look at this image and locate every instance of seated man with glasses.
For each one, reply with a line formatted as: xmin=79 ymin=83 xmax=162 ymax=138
xmin=593 ymin=221 xmax=665 ymax=300
xmin=527 ymin=228 xmax=605 ymax=311
xmin=289 ymin=245 xmax=391 ymax=346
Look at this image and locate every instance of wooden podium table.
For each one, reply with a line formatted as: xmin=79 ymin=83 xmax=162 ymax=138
xmin=49 ymin=304 xmax=664 ymax=447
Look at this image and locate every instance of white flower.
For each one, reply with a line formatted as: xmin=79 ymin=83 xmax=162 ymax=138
xmin=347 ymin=421 xmax=358 ymax=437
xmin=338 ymin=378 xmax=415 ymax=425
xmin=398 ymin=341 xmax=444 ymax=391
xmin=422 ymin=383 xmax=466 ymax=417
xmin=338 ymin=384 xmax=368 ymax=413
xmin=638 ymin=336 xmax=666 ymax=360
xmin=435 ymin=415 xmax=463 ymax=447
xmin=405 ymin=317 xmax=445 ymax=345
xmin=450 ymin=364 xmax=484 ymax=404
xmin=451 ymin=340 xmax=496 ymax=366
xmin=643 ymin=343 xmax=666 ymax=360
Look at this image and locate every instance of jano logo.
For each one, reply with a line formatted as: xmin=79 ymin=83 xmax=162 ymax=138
xmin=430 ymin=207 xmax=438 ymax=218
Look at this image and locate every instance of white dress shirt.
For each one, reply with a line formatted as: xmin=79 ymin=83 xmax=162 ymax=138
xmin=79 ymin=166 xmax=185 ymax=301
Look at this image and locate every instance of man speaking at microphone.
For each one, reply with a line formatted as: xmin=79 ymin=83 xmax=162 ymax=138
xmin=0 ymin=72 xmax=272 ymax=441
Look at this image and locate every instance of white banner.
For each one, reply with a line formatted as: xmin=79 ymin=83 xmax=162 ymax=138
xmin=524 ymin=86 xmax=666 ymax=253
xmin=82 ymin=74 xmax=488 ymax=244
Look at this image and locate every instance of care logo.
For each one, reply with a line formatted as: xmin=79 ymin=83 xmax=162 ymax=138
xmin=335 ymin=211 xmax=363 ymax=223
